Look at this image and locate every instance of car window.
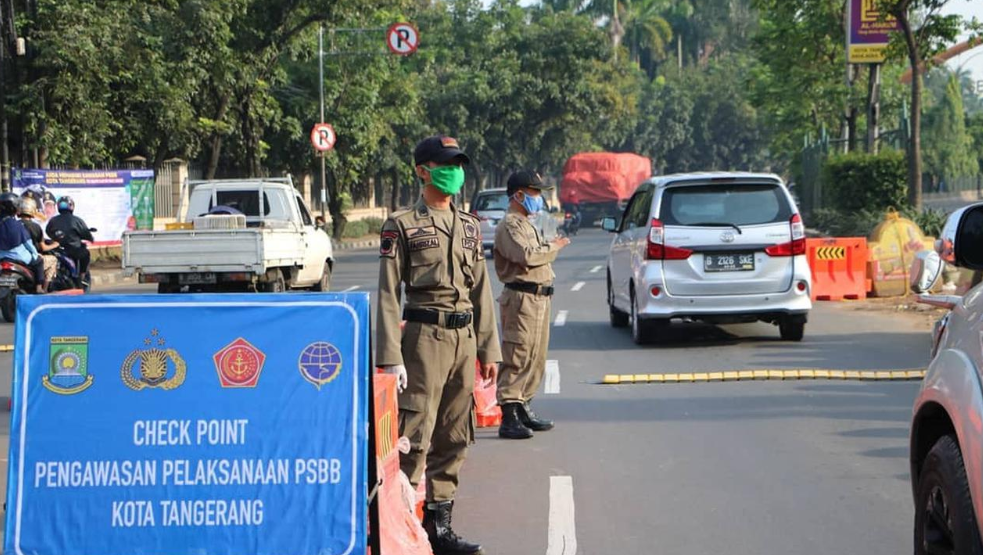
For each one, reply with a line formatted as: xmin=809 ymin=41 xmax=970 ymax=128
xmin=473 ymin=192 xmax=509 ymax=211
xmin=296 ymin=196 xmax=313 ymax=226
xmin=633 ymin=189 xmax=653 ymax=228
xmin=660 ymin=184 xmax=792 ymax=226
xmin=619 ymin=191 xmax=646 ymax=232
xmin=210 ymin=191 xmax=271 ymax=217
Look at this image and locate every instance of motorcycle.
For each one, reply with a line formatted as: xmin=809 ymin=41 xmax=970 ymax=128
xmin=561 ymin=206 xmax=581 ymax=236
xmin=0 ymin=234 xmax=96 ymax=323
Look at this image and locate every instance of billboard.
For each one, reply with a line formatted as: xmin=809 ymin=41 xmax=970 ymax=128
xmin=11 ymin=168 xmax=156 ymax=246
xmin=847 ymin=0 xmax=902 ymax=63
xmin=5 ymin=293 xmax=370 ymax=555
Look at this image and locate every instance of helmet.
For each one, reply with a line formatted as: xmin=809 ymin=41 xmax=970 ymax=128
xmin=57 ymin=196 xmax=74 ymax=213
xmin=18 ymin=197 xmax=37 ymax=217
xmin=0 ymin=192 xmax=20 ymax=217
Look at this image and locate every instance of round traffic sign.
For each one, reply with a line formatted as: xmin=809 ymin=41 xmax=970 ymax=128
xmin=310 ymin=123 xmax=336 ymax=152
xmin=386 ymin=22 xmax=419 ymax=56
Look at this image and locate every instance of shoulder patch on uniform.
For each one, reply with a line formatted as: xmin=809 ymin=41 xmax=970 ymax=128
xmin=380 ymin=230 xmax=398 ymax=258
xmin=461 ymin=219 xmax=478 ymax=239
xmin=409 ymin=236 xmax=440 ymax=251
xmin=406 ymin=226 xmax=437 ymax=239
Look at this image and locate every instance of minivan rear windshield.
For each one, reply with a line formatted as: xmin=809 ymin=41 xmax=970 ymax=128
xmin=660 ymin=183 xmax=792 ymax=227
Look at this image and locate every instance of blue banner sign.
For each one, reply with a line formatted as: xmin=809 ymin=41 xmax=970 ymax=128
xmin=5 ymin=293 xmax=369 ymax=555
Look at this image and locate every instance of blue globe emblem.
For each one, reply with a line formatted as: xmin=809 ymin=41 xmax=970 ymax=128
xmin=298 ymin=342 xmax=343 ymax=388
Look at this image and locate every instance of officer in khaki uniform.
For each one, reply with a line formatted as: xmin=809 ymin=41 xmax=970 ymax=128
xmin=494 ymin=170 xmax=570 ymax=440
xmin=377 ymin=135 xmax=500 ymax=555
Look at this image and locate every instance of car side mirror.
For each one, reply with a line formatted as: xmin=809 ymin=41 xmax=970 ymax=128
xmin=939 ymin=203 xmax=983 ymax=270
xmin=601 ymin=217 xmax=618 ymax=232
xmin=910 ymin=250 xmax=944 ymax=294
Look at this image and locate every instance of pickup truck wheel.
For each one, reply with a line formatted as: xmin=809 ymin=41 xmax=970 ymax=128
xmin=157 ymin=283 xmax=178 ymax=294
xmin=914 ymin=435 xmax=983 ymax=555
xmin=267 ymin=273 xmax=286 ymax=293
xmin=313 ymin=263 xmax=332 ymax=292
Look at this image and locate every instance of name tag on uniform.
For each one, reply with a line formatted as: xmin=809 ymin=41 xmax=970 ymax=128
xmin=462 ymin=238 xmax=478 ymax=250
xmin=409 ymin=237 xmax=440 ymax=251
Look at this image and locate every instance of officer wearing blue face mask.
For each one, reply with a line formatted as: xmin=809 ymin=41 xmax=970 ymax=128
xmin=493 ymin=170 xmax=571 ymax=440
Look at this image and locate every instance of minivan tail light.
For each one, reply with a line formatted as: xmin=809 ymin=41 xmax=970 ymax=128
xmin=647 ymin=219 xmax=692 ymax=260
xmin=765 ymin=214 xmax=806 ymax=257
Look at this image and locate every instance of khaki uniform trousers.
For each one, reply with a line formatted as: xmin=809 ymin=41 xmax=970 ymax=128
xmin=398 ymin=321 xmax=476 ymax=502
xmin=497 ymin=288 xmax=551 ymax=404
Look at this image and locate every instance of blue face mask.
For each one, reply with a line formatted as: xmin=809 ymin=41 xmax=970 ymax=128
xmin=516 ymin=192 xmax=544 ymax=214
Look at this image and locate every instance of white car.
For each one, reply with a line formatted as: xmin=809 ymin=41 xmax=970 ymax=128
xmin=602 ymin=172 xmax=812 ymax=344
xmin=908 ymin=203 xmax=983 ymax=554
xmin=469 ymin=187 xmax=561 ymax=249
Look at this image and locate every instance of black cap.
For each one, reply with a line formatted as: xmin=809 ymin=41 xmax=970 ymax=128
xmin=507 ymin=170 xmax=552 ymax=196
xmin=413 ymin=135 xmax=471 ymax=166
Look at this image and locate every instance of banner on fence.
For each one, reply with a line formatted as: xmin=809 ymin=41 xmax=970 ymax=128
xmin=11 ymin=168 xmax=155 ymax=245
xmin=5 ymin=293 xmax=369 ymax=555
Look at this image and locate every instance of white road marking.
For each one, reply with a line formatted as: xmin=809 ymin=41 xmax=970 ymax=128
xmin=554 ymin=310 xmax=569 ymax=327
xmin=571 ymin=281 xmax=585 ymax=292
xmin=544 ymin=360 xmax=560 ymax=394
xmin=547 ymin=476 xmax=577 ymax=555
xmin=342 ymin=286 xmax=359 ymax=292
xmin=590 ymin=265 xmax=603 ymax=273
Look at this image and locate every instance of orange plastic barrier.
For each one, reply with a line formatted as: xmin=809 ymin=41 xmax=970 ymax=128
xmin=473 ymin=361 xmax=501 ymax=428
xmin=805 ymin=237 xmax=868 ymax=301
xmin=373 ymin=373 xmax=432 ymax=555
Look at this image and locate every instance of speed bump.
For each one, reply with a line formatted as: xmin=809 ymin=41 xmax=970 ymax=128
xmin=0 ymin=345 xmax=12 ymax=353
xmin=600 ymin=369 xmax=927 ymax=385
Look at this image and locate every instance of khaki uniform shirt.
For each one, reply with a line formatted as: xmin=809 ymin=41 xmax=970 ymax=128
xmin=377 ymin=198 xmax=502 ymax=367
xmin=494 ymin=210 xmax=558 ymax=285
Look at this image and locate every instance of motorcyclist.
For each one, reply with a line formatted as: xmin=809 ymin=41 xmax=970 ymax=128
xmin=45 ymin=196 xmax=94 ymax=287
xmin=0 ymin=193 xmax=44 ymax=293
xmin=18 ymin=197 xmax=59 ymax=287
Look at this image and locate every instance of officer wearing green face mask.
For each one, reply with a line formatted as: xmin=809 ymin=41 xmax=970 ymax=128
xmin=377 ymin=135 xmax=501 ymax=555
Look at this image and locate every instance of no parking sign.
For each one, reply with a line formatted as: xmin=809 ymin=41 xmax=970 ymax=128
xmin=386 ymin=23 xmax=419 ymax=56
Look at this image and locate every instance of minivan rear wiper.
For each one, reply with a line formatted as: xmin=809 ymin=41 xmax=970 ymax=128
xmin=689 ymin=222 xmax=743 ymax=234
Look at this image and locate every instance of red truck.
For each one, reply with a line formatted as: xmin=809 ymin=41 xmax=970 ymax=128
xmin=559 ymin=152 xmax=652 ymax=226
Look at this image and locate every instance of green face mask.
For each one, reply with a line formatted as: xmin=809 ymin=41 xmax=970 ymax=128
xmin=423 ymin=165 xmax=465 ymax=196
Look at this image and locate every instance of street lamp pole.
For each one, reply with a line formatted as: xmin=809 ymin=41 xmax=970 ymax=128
xmin=318 ymin=25 xmax=327 ymax=222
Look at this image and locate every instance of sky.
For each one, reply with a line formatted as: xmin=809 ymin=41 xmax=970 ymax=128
xmin=479 ymin=1 xmax=983 ymax=95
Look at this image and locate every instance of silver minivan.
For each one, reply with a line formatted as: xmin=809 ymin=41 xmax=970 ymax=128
xmin=602 ymin=172 xmax=812 ymax=344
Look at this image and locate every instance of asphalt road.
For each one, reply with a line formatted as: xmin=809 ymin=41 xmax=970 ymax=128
xmin=0 ymin=228 xmax=933 ymax=554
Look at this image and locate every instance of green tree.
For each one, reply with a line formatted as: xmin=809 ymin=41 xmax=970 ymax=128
xmin=924 ymin=75 xmax=977 ymax=183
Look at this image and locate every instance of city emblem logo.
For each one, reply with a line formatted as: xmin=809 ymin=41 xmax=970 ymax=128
xmin=121 ymin=329 xmax=187 ymax=391
xmin=43 ymin=336 xmax=93 ymax=394
xmin=298 ymin=341 xmax=343 ymax=389
xmin=214 ymin=338 xmax=266 ymax=388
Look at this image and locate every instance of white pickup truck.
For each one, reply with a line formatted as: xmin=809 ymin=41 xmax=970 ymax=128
xmin=122 ymin=178 xmax=334 ymax=293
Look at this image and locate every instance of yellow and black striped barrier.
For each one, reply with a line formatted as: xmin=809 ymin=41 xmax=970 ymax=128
xmin=601 ymin=369 xmax=926 ymax=384
xmin=814 ymin=246 xmax=846 ymax=260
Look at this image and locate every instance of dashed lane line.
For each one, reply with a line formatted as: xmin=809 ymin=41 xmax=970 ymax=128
xmin=544 ymin=360 xmax=560 ymax=394
xmin=570 ymin=282 xmax=585 ymax=292
xmin=342 ymin=286 xmax=360 ymax=292
xmin=589 ymin=265 xmax=603 ymax=273
xmin=547 ymin=476 xmax=577 ymax=555
xmin=600 ymin=369 xmax=927 ymax=384
xmin=554 ymin=311 xmax=569 ymax=327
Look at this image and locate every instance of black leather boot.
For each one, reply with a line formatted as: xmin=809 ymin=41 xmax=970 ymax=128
xmin=518 ymin=402 xmax=554 ymax=431
xmin=423 ymin=501 xmax=483 ymax=555
xmin=498 ymin=403 xmax=534 ymax=439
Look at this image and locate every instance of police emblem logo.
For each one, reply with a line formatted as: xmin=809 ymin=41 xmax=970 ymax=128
xmin=121 ymin=329 xmax=187 ymax=391
xmin=43 ymin=336 xmax=93 ymax=394
xmin=214 ymin=338 xmax=266 ymax=388
xmin=380 ymin=230 xmax=398 ymax=258
xmin=298 ymin=341 xmax=343 ymax=390
xmin=462 ymin=220 xmax=477 ymax=239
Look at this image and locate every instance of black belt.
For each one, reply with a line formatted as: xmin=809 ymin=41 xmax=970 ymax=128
xmin=403 ymin=308 xmax=473 ymax=329
xmin=505 ymin=282 xmax=554 ymax=296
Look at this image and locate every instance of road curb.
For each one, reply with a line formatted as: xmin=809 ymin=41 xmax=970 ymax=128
xmin=333 ymin=239 xmax=380 ymax=251
xmin=601 ymin=369 xmax=927 ymax=384
xmin=91 ymin=271 xmax=137 ymax=287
